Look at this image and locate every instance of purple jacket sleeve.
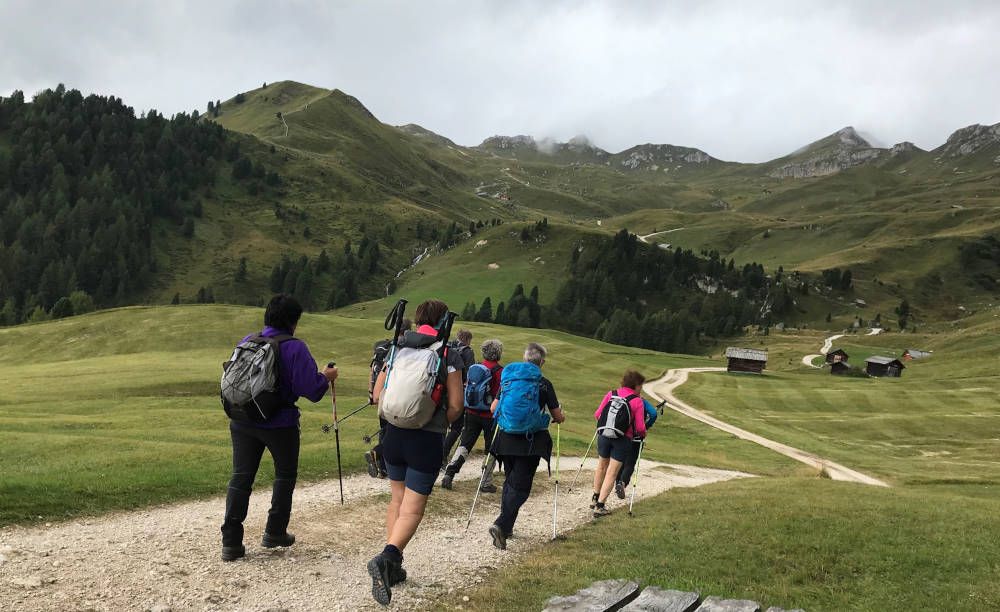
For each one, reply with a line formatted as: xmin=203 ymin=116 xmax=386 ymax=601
xmin=284 ymin=340 xmax=329 ymax=403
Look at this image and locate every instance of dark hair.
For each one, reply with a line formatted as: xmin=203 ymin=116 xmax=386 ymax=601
xmin=264 ymin=294 xmax=303 ymax=331
xmin=622 ymin=370 xmax=646 ymax=390
xmin=414 ymin=299 xmax=449 ymax=327
xmin=457 ymin=329 xmax=472 ymax=345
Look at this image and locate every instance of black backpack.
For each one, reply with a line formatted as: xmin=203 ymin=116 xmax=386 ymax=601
xmin=369 ymin=339 xmax=393 ymax=403
xmin=597 ymin=391 xmax=636 ymax=439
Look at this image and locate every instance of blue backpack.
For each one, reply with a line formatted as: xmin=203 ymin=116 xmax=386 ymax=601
xmin=495 ymin=362 xmax=550 ymax=434
xmin=464 ymin=363 xmax=500 ymax=411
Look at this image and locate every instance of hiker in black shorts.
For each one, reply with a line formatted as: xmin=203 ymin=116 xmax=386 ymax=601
xmin=366 ymin=299 xmax=464 ymax=606
xmin=487 ymin=342 xmax=565 ymax=550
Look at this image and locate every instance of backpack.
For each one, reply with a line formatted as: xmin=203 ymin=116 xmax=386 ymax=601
xmin=220 ymin=334 xmax=294 ymax=423
xmin=369 ymin=339 xmax=393 ymax=402
xmin=465 ymin=363 xmax=500 ymax=411
xmin=379 ymin=337 xmax=447 ymax=429
xmin=448 ymin=340 xmax=475 ymax=381
xmin=597 ymin=391 xmax=637 ymax=439
xmin=494 ymin=362 xmax=550 ymax=434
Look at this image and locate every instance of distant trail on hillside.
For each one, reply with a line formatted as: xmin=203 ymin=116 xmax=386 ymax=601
xmin=802 ymin=333 xmax=846 ymax=368
xmin=646 ymin=367 xmax=890 ymax=487
xmin=638 ymin=227 xmax=684 ymax=244
xmin=0 ymin=458 xmax=749 ymax=611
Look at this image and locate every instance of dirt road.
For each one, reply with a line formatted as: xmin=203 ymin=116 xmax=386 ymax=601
xmin=0 ymin=458 xmax=750 ymax=611
xmin=802 ymin=333 xmax=845 ymax=368
xmin=645 ymin=368 xmax=889 ymax=487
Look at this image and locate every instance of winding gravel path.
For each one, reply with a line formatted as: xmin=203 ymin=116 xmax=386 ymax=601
xmin=0 ymin=457 xmax=750 ymax=611
xmin=802 ymin=333 xmax=845 ymax=368
xmin=645 ymin=368 xmax=889 ymax=488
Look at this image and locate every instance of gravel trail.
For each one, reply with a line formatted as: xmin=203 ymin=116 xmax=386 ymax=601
xmin=0 ymin=457 xmax=750 ymax=611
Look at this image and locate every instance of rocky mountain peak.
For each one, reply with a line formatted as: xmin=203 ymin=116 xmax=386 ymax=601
xmin=937 ymin=123 xmax=1000 ymax=157
xmin=769 ymin=127 xmax=884 ymax=178
xmin=836 ymin=126 xmax=871 ymax=147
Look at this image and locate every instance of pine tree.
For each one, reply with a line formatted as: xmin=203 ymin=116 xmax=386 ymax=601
xmin=171 ymin=292 xmax=180 ymax=305
xmin=476 ymin=297 xmax=493 ymax=322
xmin=461 ymin=301 xmax=477 ymax=321
xmin=50 ymin=297 xmax=73 ymax=319
xmin=235 ymin=257 xmax=248 ymax=282
xmin=494 ymin=301 xmax=506 ymax=325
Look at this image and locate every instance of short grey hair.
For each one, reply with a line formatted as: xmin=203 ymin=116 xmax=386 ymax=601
xmin=523 ymin=342 xmax=547 ymax=365
xmin=481 ymin=338 xmax=504 ymax=362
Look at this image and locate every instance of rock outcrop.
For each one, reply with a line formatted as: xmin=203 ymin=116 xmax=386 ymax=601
xmin=768 ymin=127 xmax=885 ymax=178
xmin=936 ymin=123 xmax=1000 ymax=157
xmin=616 ymin=143 xmax=716 ymax=171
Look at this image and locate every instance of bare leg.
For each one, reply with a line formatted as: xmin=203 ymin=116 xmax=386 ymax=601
xmin=387 ymin=487 xmax=429 ymax=551
xmin=593 ymin=457 xmax=610 ymax=495
xmin=599 ymin=458 xmax=623 ymax=503
xmin=385 ymin=479 xmax=405 ymax=541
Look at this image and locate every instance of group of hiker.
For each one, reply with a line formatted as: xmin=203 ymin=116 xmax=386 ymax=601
xmin=218 ymin=294 xmax=659 ymax=606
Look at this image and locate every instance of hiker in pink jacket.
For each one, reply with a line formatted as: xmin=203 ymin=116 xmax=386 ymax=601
xmin=591 ymin=370 xmax=647 ymax=517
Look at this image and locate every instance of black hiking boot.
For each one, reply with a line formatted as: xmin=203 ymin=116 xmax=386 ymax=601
xmin=261 ymin=531 xmax=296 ymax=548
xmin=367 ymin=553 xmax=395 ymax=606
xmin=489 ymin=524 xmax=507 ymax=550
xmin=221 ymin=545 xmax=245 ymax=562
xmin=615 ymin=481 xmax=626 ymax=500
xmin=365 ymin=451 xmax=380 ymax=478
xmin=441 ymin=474 xmax=454 ymax=490
xmin=593 ymin=502 xmax=612 ymax=518
xmin=388 ymin=563 xmax=407 ymax=586
xmin=589 ymin=492 xmax=600 ymax=509
xmin=479 ymin=482 xmax=497 ymax=493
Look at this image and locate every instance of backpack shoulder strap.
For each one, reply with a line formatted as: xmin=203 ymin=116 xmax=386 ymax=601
xmin=624 ymin=393 xmax=639 ymax=402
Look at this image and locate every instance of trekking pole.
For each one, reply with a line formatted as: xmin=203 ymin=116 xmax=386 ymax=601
xmin=628 ymin=438 xmax=645 ymax=517
xmin=465 ymin=426 xmax=501 ymax=531
xmin=324 ymin=400 xmax=372 ymax=429
xmin=567 ymin=430 xmax=598 ymax=493
xmin=362 ymin=427 xmax=381 ymax=445
xmin=551 ymin=423 xmax=561 ymax=540
xmin=326 ymin=361 xmax=344 ymax=505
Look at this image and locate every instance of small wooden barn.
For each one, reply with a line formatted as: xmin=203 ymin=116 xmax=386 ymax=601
xmin=825 ymin=348 xmax=849 ymax=364
xmin=725 ymin=347 xmax=767 ymax=374
xmin=865 ymin=356 xmax=905 ymax=378
xmin=830 ymin=361 xmax=852 ymax=376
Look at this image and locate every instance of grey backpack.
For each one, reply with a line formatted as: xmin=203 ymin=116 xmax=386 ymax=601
xmin=379 ymin=341 xmax=445 ymax=429
xmin=220 ymin=334 xmax=294 ymax=423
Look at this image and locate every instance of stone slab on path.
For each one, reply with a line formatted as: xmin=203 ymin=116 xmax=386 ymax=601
xmin=621 ymin=587 xmax=701 ymax=612
xmin=543 ymin=579 xmax=642 ymax=611
xmin=695 ymin=597 xmax=761 ymax=612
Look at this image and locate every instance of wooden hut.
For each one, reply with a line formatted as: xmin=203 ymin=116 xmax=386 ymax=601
xmin=825 ymin=348 xmax=849 ymax=364
xmin=725 ymin=347 xmax=767 ymax=374
xmin=865 ymin=356 xmax=905 ymax=378
xmin=830 ymin=361 xmax=852 ymax=376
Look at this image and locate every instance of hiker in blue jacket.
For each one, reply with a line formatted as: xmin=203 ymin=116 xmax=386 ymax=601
xmin=615 ymin=398 xmax=658 ymax=499
xmin=487 ymin=342 xmax=565 ymax=550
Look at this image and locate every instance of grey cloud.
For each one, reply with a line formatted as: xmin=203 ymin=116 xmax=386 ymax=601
xmin=1 ymin=0 xmax=997 ymax=162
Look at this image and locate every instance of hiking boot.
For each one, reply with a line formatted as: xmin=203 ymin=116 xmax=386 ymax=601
xmin=479 ymin=482 xmax=497 ymax=493
xmin=589 ymin=492 xmax=599 ymax=509
xmin=367 ymin=553 xmax=394 ymax=606
xmin=615 ymin=481 xmax=626 ymax=500
xmin=261 ymin=531 xmax=296 ymax=548
xmin=388 ymin=563 xmax=407 ymax=586
xmin=364 ymin=451 xmax=380 ymax=478
xmin=593 ymin=503 xmax=612 ymax=518
xmin=489 ymin=524 xmax=507 ymax=550
xmin=221 ymin=544 xmax=245 ymax=562
xmin=441 ymin=474 xmax=454 ymax=490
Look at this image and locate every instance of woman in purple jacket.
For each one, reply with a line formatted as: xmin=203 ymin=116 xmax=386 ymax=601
xmin=221 ymin=294 xmax=338 ymax=562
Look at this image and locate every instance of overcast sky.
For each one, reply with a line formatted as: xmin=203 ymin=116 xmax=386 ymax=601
xmin=2 ymin=0 xmax=998 ymax=162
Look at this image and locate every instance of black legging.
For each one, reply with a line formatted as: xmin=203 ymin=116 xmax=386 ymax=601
xmin=444 ymin=412 xmax=495 ymax=477
xmin=442 ymin=416 xmax=463 ymax=460
xmin=616 ymin=440 xmax=643 ymax=485
xmin=494 ymin=454 xmax=541 ymax=534
xmin=221 ymin=423 xmax=299 ymax=546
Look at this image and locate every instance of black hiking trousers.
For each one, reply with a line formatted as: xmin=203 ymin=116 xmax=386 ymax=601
xmin=442 ymin=417 xmax=463 ymax=461
xmin=616 ymin=440 xmax=643 ymax=485
xmin=221 ymin=422 xmax=300 ymax=546
xmin=494 ymin=454 xmax=541 ymax=535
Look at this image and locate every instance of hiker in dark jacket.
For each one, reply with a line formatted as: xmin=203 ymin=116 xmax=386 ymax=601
xmin=365 ymin=318 xmax=412 ymax=479
xmin=367 ymin=299 xmax=464 ymax=606
xmin=441 ymin=338 xmax=504 ymax=492
xmin=442 ymin=329 xmax=475 ymax=460
xmin=487 ymin=342 xmax=565 ymax=550
xmin=221 ymin=294 xmax=338 ymax=562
